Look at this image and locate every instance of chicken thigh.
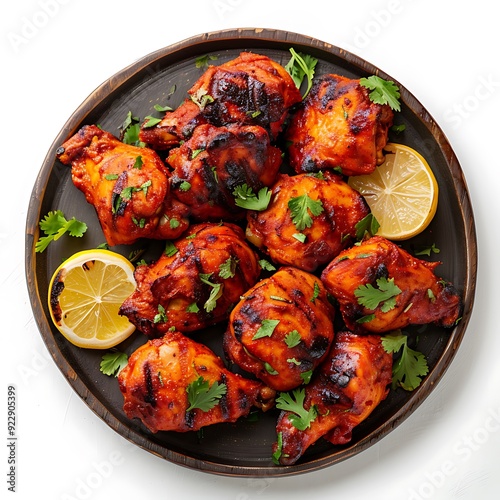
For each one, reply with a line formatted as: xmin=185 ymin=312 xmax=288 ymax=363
xmin=167 ymin=123 xmax=282 ymax=221
xmin=119 ymin=222 xmax=261 ymax=336
xmin=140 ymin=52 xmax=302 ymax=149
xmin=118 ymin=330 xmax=275 ymax=433
xmin=224 ymin=267 xmax=335 ymax=392
xmin=246 ymin=172 xmax=370 ymax=272
xmin=272 ymin=331 xmax=392 ymax=465
xmin=285 ymin=74 xmax=393 ymax=177
xmin=321 ymin=236 xmax=462 ymax=333
xmin=56 ymin=124 xmax=189 ymax=246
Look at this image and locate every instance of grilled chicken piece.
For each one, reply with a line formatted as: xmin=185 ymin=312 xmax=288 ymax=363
xmin=321 ymin=236 xmax=462 ymax=333
xmin=245 ymin=172 xmax=370 ymax=272
xmin=56 ymin=125 xmax=189 ymax=246
xmin=167 ymin=123 xmax=282 ymax=221
xmin=118 ymin=330 xmax=275 ymax=433
xmin=285 ymin=74 xmax=393 ymax=177
xmin=120 ymin=222 xmax=261 ymax=336
xmin=223 ymin=267 xmax=335 ymax=392
xmin=140 ymin=52 xmax=302 ymax=149
xmin=272 ymin=331 xmax=392 ymax=465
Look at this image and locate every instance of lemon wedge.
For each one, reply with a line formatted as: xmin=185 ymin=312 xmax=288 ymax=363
xmin=348 ymin=143 xmax=438 ymax=240
xmin=48 ymin=249 xmax=137 ymax=349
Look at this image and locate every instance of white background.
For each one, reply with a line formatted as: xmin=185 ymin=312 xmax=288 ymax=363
xmin=2 ymin=1 xmax=499 ymax=499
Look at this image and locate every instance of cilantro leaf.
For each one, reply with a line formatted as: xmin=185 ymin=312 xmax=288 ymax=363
xmin=288 ymin=194 xmax=324 ymax=231
xmin=272 ymin=432 xmax=284 ymax=465
xmin=354 ymin=277 xmax=401 ymax=312
xmin=285 ymin=48 xmax=318 ymax=99
xmin=195 ymin=54 xmax=218 ymax=69
xmin=100 ymin=351 xmax=128 ymax=377
xmin=258 ymin=259 xmax=276 ymax=272
xmin=355 ymin=213 xmax=380 ymax=240
xmin=276 ymin=388 xmax=318 ymax=430
xmin=359 ymin=75 xmax=401 ymax=112
xmin=284 ymin=330 xmax=302 ymax=348
xmin=120 ymin=111 xmax=145 ymax=147
xmin=190 ymin=88 xmax=214 ymax=110
xmin=199 ymin=273 xmax=223 ymax=313
xmin=186 ymin=376 xmax=227 ymax=412
xmin=35 ymin=210 xmax=87 ymax=252
xmin=143 ymin=116 xmax=162 ymax=128
xmin=218 ymin=256 xmax=238 ymax=279
xmin=153 ymin=304 xmax=168 ymax=324
xmin=381 ymin=331 xmax=429 ymax=391
xmin=233 ymin=184 xmax=271 ymax=211
xmin=252 ymin=319 xmax=280 ymax=340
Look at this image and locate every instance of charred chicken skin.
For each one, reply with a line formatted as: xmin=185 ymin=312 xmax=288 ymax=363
xmin=56 ymin=125 xmax=189 ymax=246
xmin=167 ymin=123 xmax=282 ymax=221
xmin=246 ymin=172 xmax=370 ymax=272
xmin=321 ymin=236 xmax=462 ymax=333
xmin=119 ymin=222 xmax=261 ymax=336
xmin=223 ymin=267 xmax=335 ymax=392
xmin=285 ymin=74 xmax=393 ymax=177
xmin=118 ymin=330 xmax=275 ymax=433
xmin=140 ymin=52 xmax=302 ymax=149
xmin=273 ymin=331 xmax=392 ymax=465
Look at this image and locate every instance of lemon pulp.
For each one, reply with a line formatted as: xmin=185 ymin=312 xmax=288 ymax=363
xmin=48 ymin=249 xmax=136 ymax=349
xmin=348 ymin=143 xmax=438 ymax=240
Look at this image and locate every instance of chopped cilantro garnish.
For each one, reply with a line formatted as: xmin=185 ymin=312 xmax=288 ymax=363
xmin=285 ymin=48 xmax=318 ymax=99
xmin=186 ymin=376 xmax=227 ymax=412
xmin=35 ymin=210 xmax=87 ymax=253
xmin=252 ymin=319 xmax=280 ymax=340
xmin=233 ymin=184 xmax=271 ymax=211
xmin=199 ymin=273 xmax=223 ymax=313
xmin=100 ymin=351 xmax=128 ymax=377
xmin=288 ymin=194 xmax=324 ymax=231
xmin=284 ymin=330 xmax=302 ymax=348
xmin=381 ymin=331 xmax=429 ymax=391
xmin=354 ymin=277 xmax=401 ymax=312
xmin=359 ymin=75 xmax=401 ymax=112
xmin=276 ymin=388 xmax=318 ymax=430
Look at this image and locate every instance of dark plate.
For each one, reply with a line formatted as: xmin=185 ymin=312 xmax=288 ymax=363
xmin=25 ymin=28 xmax=477 ymax=477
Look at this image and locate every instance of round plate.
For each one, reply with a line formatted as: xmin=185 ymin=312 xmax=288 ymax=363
xmin=25 ymin=28 xmax=477 ymax=476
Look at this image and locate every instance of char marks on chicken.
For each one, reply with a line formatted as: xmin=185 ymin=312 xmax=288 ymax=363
xmin=273 ymin=331 xmax=392 ymax=465
xmin=167 ymin=123 xmax=282 ymax=220
xmin=246 ymin=171 xmax=371 ymax=272
xmin=321 ymin=236 xmax=463 ymax=333
xmin=118 ymin=330 xmax=275 ymax=433
xmin=285 ymin=74 xmax=394 ymax=177
xmin=119 ymin=222 xmax=260 ymax=336
xmin=140 ymin=52 xmax=302 ymax=149
xmin=224 ymin=266 xmax=335 ymax=392
xmin=56 ymin=125 xmax=189 ymax=246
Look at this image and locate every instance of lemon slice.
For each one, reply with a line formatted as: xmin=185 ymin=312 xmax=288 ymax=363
xmin=48 ymin=249 xmax=137 ymax=349
xmin=348 ymin=143 xmax=438 ymax=240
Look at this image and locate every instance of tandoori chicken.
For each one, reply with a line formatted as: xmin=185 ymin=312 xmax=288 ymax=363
xmin=285 ymin=74 xmax=393 ymax=177
xmin=118 ymin=330 xmax=276 ymax=433
xmin=119 ymin=222 xmax=261 ymax=336
xmin=245 ymin=172 xmax=371 ymax=272
xmin=223 ymin=267 xmax=335 ymax=392
xmin=139 ymin=52 xmax=302 ymax=149
xmin=167 ymin=123 xmax=282 ymax=220
xmin=321 ymin=236 xmax=462 ymax=333
xmin=272 ymin=331 xmax=392 ymax=465
xmin=56 ymin=124 xmax=189 ymax=246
